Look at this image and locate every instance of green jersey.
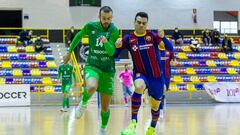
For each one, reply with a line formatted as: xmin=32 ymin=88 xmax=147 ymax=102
xmin=69 ymin=21 xmax=119 ymax=72
xmin=58 ymin=64 xmax=76 ymax=85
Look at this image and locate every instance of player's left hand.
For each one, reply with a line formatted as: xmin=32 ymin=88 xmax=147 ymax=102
xmin=170 ymin=59 xmax=177 ymax=66
xmin=158 ymin=29 xmax=165 ymax=38
xmin=100 ymin=36 xmax=108 ymax=44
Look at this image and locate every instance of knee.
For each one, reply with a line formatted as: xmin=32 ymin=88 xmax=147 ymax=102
xmin=134 ymin=83 xmax=145 ymax=94
xmin=101 ymin=106 xmax=109 ymax=112
xmin=150 ymin=96 xmax=161 ymax=111
xmin=86 ymin=84 xmax=97 ymax=94
xmin=63 ymin=94 xmax=68 ymax=98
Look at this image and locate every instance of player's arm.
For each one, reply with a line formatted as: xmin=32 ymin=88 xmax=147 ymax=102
xmin=72 ymin=68 xmax=77 ymax=82
xmin=158 ymin=30 xmax=173 ymax=52
xmin=114 ymin=35 xmax=129 ymax=58
xmin=63 ymin=23 xmax=89 ymax=64
xmin=57 ymin=66 xmax=61 ymax=81
xmin=102 ymin=29 xmax=120 ymax=56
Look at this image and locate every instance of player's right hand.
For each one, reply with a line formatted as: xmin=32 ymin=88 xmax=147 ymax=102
xmin=115 ymin=38 xmax=122 ymax=48
xmin=63 ymin=53 xmax=71 ymax=64
xmin=158 ymin=29 xmax=165 ymax=38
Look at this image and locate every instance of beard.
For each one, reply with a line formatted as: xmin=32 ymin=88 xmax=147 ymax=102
xmin=101 ymin=22 xmax=110 ymax=29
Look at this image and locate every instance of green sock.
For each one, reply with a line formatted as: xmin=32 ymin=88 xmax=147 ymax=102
xmin=101 ymin=109 xmax=110 ymax=129
xmin=66 ymin=97 xmax=69 ymax=108
xmin=82 ymin=88 xmax=92 ymax=105
xmin=62 ymin=97 xmax=65 ymax=108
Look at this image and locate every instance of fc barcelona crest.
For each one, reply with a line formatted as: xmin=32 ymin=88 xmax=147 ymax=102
xmin=146 ymin=36 xmax=151 ymax=41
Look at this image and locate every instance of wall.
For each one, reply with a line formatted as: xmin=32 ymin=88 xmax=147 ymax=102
xmin=0 ymin=0 xmax=240 ymax=29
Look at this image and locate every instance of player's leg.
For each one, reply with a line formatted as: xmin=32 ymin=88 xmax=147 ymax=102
xmin=75 ymin=66 xmax=99 ymax=118
xmin=160 ymin=77 xmax=170 ymax=114
xmin=122 ymin=85 xmax=128 ymax=104
xmin=65 ymin=84 xmax=72 ymax=110
xmin=60 ymin=85 xmax=67 ymax=112
xmin=97 ymin=72 xmax=115 ymax=135
xmin=121 ymin=73 xmax=147 ymax=135
xmin=145 ymin=78 xmax=164 ymax=135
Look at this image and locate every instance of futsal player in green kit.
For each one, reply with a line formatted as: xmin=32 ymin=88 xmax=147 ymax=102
xmin=63 ymin=6 xmax=119 ymax=135
xmin=58 ymin=63 xmax=76 ymax=112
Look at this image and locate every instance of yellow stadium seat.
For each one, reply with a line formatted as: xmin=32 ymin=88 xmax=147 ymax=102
xmin=190 ymin=76 xmax=200 ymax=82
xmin=186 ymin=68 xmax=196 ymax=74
xmin=12 ymin=69 xmax=22 ymax=76
xmin=7 ymin=46 xmax=17 ymax=53
xmin=36 ymin=54 xmax=45 ymax=60
xmin=182 ymin=46 xmax=191 ymax=52
xmin=25 ymin=46 xmax=35 ymax=53
xmin=206 ymin=60 xmax=216 ymax=67
xmin=173 ymin=76 xmax=183 ymax=82
xmin=42 ymin=77 xmax=52 ymax=84
xmin=187 ymin=84 xmax=196 ymax=91
xmin=218 ymin=53 xmax=228 ymax=59
xmin=230 ymin=60 xmax=239 ymax=67
xmin=207 ymin=76 xmax=217 ymax=82
xmin=237 ymin=46 xmax=240 ymax=52
xmin=234 ymin=53 xmax=240 ymax=59
xmin=177 ymin=53 xmax=187 ymax=59
xmin=82 ymin=38 xmax=89 ymax=44
xmin=47 ymin=61 xmax=57 ymax=68
xmin=44 ymin=86 xmax=54 ymax=93
xmin=31 ymin=69 xmax=41 ymax=76
xmin=169 ymin=84 xmax=179 ymax=91
xmin=198 ymin=38 xmax=203 ymax=44
xmin=227 ymin=68 xmax=237 ymax=74
xmin=0 ymin=77 xmax=5 ymax=84
xmin=2 ymin=61 xmax=11 ymax=68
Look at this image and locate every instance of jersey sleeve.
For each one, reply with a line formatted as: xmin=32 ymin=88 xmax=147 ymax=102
xmin=162 ymin=37 xmax=173 ymax=52
xmin=103 ymin=28 xmax=119 ymax=56
xmin=72 ymin=66 xmax=77 ymax=82
xmin=153 ymin=32 xmax=173 ymax=52
xmin=118 ymin=71 xmax=123 ymax=78
xmin=68 ymin=23 xmax=89 ymax=53
xmin=114 ymin=34 xmax=130 ymax=58
xmin=57 ymin=66 xmax=62 ymax=80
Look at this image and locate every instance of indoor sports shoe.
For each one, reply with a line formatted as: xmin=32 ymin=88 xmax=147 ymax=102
xmin=145 ymin=126 xmax=154 ymax=135
xmin=75 ymin=100 xmax=87 ymax=119
xmin=159 ymin=109 xmax=164 ymax=119
xmin=99 ymin=128 xmax=107 ymax=135
xmin=121 ymin=119 xmax=137 ymax=135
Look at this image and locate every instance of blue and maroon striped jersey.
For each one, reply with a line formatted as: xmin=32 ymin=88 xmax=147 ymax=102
xmin=115 ymin=31 xmax=173 ymax=78
xmin=160 ymin=50 xmax=175 ymax=78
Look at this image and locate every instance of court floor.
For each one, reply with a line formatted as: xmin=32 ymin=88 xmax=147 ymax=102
xmin=0 ymin=104 xmax=240 ymax=135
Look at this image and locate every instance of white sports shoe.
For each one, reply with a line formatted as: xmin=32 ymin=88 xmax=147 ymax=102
xmin=99 ymin=128 xmax=107 ymax=135
xmin=159 ymin=109 xmax=164 ymax=119
xmin=60 ymin=108 xmax=68 ymax=112
xmin=75 ymin=101 xmax=87 ymax=119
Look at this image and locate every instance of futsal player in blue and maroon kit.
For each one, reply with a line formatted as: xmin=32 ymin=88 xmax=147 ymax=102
xmin=115 ymin=12 xmax=173 ymax=135
xmin=158 ymin=41 xmax=176 ymax=118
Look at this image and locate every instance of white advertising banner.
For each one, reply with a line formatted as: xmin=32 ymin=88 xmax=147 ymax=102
xmin=0 ymin=84 xmax=31 ymax=106
xmin=204 ymin=82 xmax=240 ymax=102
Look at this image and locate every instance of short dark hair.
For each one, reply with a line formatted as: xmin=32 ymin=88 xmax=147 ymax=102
xmin=99 ymin=6 xmax=113 ymax=15
xmin=135 ymin=12 xmax=148 ymax=21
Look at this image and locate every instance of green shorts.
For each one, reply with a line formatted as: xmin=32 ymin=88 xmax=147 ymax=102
xmin=61 ymin=84 xmax=72 ymax=93
xmin=84 ymin=66 xmax=115 ymax=95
